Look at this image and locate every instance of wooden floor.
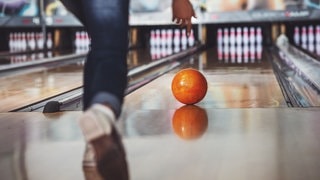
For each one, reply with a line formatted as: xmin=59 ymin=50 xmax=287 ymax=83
xmin=1 ymin=49 xmax=320 ymax=179
xmin=1 ymin=105 xmax=320 ymax=179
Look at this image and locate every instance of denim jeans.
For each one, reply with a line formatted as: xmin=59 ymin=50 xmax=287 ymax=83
xmin=60 ymin=0 xmax=130 ymax=117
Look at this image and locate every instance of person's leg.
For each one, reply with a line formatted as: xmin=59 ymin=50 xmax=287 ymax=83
xmin=60 ymin=0 xmax=129 ymax=117
xmin=81 ymin=0 xmax=129 ymax=118
xmin=75 ymin=0 xmax=130 ymax=179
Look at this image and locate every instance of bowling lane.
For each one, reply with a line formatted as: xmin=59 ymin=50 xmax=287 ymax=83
xmin=117 ymin=47 xmax=320 ymax=179
xmin=1 ymin=47 xmax=320 ymax=180
xmin=123 ymin=47 xmax=286 ymax=114
xmin=0 ymin=50 xmax=75 ymax=66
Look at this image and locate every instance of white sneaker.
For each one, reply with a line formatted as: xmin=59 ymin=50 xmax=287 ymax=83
xmin=79 ymin=104 xmax=115 ymax=142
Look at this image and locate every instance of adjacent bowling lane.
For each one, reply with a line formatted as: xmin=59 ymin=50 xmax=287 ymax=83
xmin=0 ymin=46 xmax=186 ymax=112
xmin=0 ymin=62 xmax=84 ymax=112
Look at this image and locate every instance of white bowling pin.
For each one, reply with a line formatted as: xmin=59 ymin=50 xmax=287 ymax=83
xmin=173 ymin=29 xmax=180 ymax=49
xmin=181 ymin=29 xmax=187 ymax=50
xmin=250 ymin=43 xmax=255 ymax=60
xmin=230 ymin=44 xmax=236 ymax=60
xmin=223 ymin=28 xmax=229 ymax=46
xmin=218 ymin=44 xmax=223 ymax=60
xmin=294 ymin=26 xmax=300 ymax=45
xmin=46 ymin=32 xmax=53 ymax=49
xmin=256 ymin=44 xmax=262 ymax=60
xmin=316 ymin=25 xmax=320 ymax=44
xmin=243 ymin=43 xmax=249 ymax=62
xmin=161 ymin=29 xmax=167 ymax=47
xmin=155 ymin=29 xmax=161 ymax=47
xmin=301 ymin=26 xmax=307 ymax=47
xmin=166 ymin=29 xmax=173 ymax=48
xmin=236 ymin=27 xmax=242 ymax=46
xmin=229 ymin=28 xmax=236 ymax=46
xmin=217 ymin=28 xmax=223 ymax=46
xmin=249 ymin=27 xmax=255 ymax=45
xmin=243 ymin=27 xmax=249 ymax=46
xmin=236 ymin=45 xmax=242 ymax=63
xmin=150 ymin=30 xmax=156 ymax=47
xmin=256 ymin=27 xmax=262 ymax=45
xmin=308 ymin=25 xmax=314 ymax=45
xmin=188 ymin=30 xmax=195 ymax=47
xmin=224 ymin=44 xmax=229 ymax=60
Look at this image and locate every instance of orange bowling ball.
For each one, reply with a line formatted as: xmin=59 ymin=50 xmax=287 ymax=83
xmin=171 ymin=68 xmax=207 ymax=104
xmin=172 ymin=105 xmax=208 ymax=140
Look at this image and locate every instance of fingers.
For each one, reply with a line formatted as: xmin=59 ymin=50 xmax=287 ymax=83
xmin=173 ymin=18 xmax=184 ymax=25
xmin=192 ymin=10 xmax=197 ymax=18
xmin=186 ymin=22 xmax=192 ymax=36
xmin=173 ymin=18 xmax=192 ymax=36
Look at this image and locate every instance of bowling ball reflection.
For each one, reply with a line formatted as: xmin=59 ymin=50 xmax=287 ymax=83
xmin=172 ymin=105 xmax=208 ymax=140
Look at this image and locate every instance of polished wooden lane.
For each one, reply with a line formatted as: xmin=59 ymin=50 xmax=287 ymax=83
xmin=123 ymin=48 xmax=286 ymax=112
xmin=123 ymin=108 xmax=320 ymax=180
xmin=0 ymin=63 xmax=83 ymax=112
xmin=1 ymin=108 xmax=320 ymax=180
xmin=1 ymin=47 xmax=319 ymax=179
xmin=0 ymin=112 xmax=85 ymax=180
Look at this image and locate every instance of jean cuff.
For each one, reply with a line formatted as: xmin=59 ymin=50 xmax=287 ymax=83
xmin=90 ymin=92 xmax=121 ymax=118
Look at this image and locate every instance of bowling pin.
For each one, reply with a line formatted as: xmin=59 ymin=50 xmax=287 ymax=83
xmin=161 ymin=29 xmax=167 ymax=47
xmin=308 ymin=42 xmax=315 ymax=52
xmin=294 ymin=26 xmax=300 ymax=45
xmin=21 ymin=32 xmax=27 ymax=51
xmin=217 ymin=28 xmax=223 ymax=46
xmin=256 ymin=27 xmax=262 ymax=45
xmin=243 ymin=42 xmax=249 ymax=62
xmin=243 ymin=27 xmax=249 ymax=46
xmin=166 ymin=29 xmax=173 ymax=48
xmin=224 ymin=44 xmax=229 ymax=60
xmin=188 ymin=29 xmax=195 ymax=47
xmin=29 ymin=32 xmax=36 ymax=51
xmin=250 ymin=43 xmax=255 ymax=61
xmin=150 ymin=30 xmax=156 ymax=47
xmin=161 ymin=45 xmax=167 ymax=57
xmin=46 ymin=32 xmax=53 ymax=49
xmin=236 ymin=27 xmax=242 ymax=46
xmin=236 ymin=45 xmax=242 ymax=63
xmin=230 ymin=43 xmax=236 ymax=60
xmin=316 ymin=25 xmax=320 ymax=44
xmin=223 ymin=28 xmax=229 ymax=46
xmin=249 ymin=27 xmax=255 ymax=45
xmin=308 ymin=25 xmax=314 ymax=47
xmin=316 ymin=43 xmax=320 ymax=55
xmin=155 ymin=29 xmax=161 ymax=47
xmin=181 ymin=29 xmax=187 ymax=50
xmin=229 ymin=28 xmax=236 ymax=46
xmin=75 ymin=31 xmax=81 ymax=50
xmin=36 ymin=32 xmax=44 ymax=50
xmin=167 ymin=45 xmax=173 ymax=56
xmin=173 ymin=29 xmax=180 ymax=50
xmin=150 ymin=46 xmax=156 ymax=59
xmin=256 ymin=43 xmax=262 ymax=60
xmin=9 ymin=33 xmax=14 ymax=52
xmin=217 ymin=44 xmax=223 ymax=60
xmin=301 ymin=26 xmax=307 ymax=48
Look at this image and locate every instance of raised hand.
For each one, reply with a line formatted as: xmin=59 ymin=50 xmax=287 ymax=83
xmin=172 ymin=0 xmax=196 ymax=36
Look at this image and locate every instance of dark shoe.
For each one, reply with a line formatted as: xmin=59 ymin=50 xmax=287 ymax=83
xmin=79 ymin=104 xmax=129 ymax=180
